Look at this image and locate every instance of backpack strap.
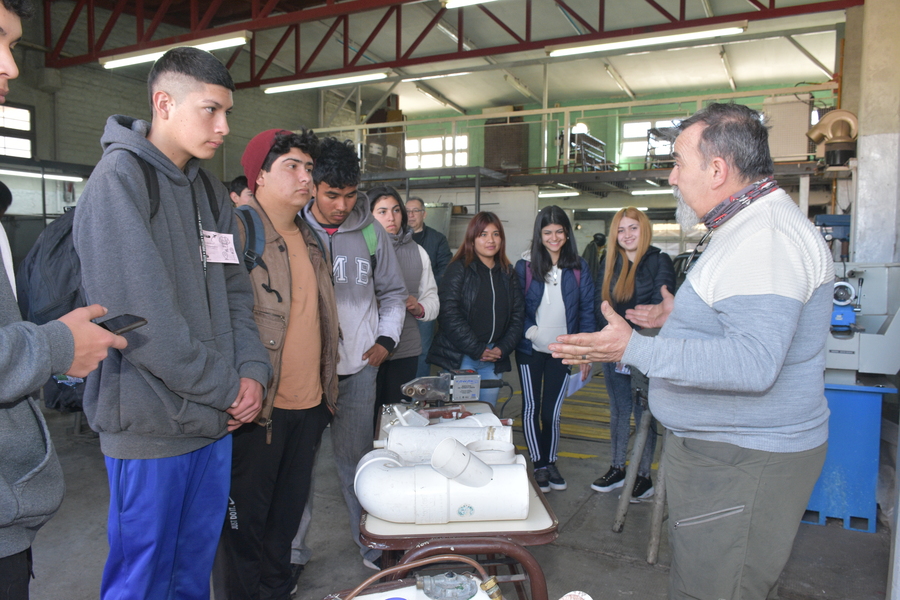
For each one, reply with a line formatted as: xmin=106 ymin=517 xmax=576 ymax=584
xmin=362 ymin=222 xmax=378 ymax=270
xmin=234 ymin=205 xmax=282 ymax=302
xmin=235 ymin=205 xmax=266 ymax=273
xmin=525 ymin=261 xmax=579 ymax=291
xmin=124 ymin=150 xmax=160 ymax=218
xmin=197 ymin=169 xmax=221 ymax=224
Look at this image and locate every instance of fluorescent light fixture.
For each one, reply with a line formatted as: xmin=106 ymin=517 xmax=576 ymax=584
xmin=0 ymin=168 xmax=83 ymax=182
xmin=645 ymin=179 xmax=661 ymax=187
xmin=264 ymin=71 xmax=390 ymax=94
xmin=443 ymin=0 xmax=502 ymax=9
xmin=538 ymin=191 xmax=580 ymax=198
xmin=546 ymin=22 xmax=747 ymax=57
xmin=631 ymin=189 xmax=673 ymax=195
xmin=402 ymin=72 xmax=470 ymax=82
xmin=587 ymin=207 xmax=648 ymax=212
xmin=101 ymin=31 xmax=252 ymax=69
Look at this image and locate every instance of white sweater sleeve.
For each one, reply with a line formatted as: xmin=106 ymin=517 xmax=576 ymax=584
xmin=416 ymin=245 xmax=440 ymax=321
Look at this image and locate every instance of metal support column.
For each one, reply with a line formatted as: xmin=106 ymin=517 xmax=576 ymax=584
xmin=799 ymin=174 xmax=810 ymax=217
xmin=541 ymin=63 xmax=549 ymax=171
xmin=475 ymin=170 xmax=481 ymax=213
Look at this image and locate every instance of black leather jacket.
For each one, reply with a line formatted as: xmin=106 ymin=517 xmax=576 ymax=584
xmin=428 ymin=258 xmax=525 ymax=374
xmin=595 ymin=245 xmax=675 ymax=330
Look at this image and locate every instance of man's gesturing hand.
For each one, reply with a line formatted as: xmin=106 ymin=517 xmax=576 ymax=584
xmin=625 ymin=285 xmax=674 ymax=329
xmin=549 ymin=301 xmax=632 ymax=364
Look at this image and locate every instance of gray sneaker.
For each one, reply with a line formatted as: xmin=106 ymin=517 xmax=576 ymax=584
xmin=534 ymin=467 xmax=551 ymax=492
xmin=545 ymin=464 xmax=567 ymax=490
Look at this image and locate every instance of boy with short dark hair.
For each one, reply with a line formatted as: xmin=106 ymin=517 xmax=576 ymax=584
xmin=229 ymin=174 xmax=253 ymax=206
xmin=73 ymin=47 xmax=271 ymax=600
xmin=298 ymin=138 xmax=406 ymax=569
xmin=213 ymin=128 xmax=339 ymax=598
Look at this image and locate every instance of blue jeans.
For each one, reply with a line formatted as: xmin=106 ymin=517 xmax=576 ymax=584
xmin=602 ymin=362 xmax=656 ymax=477
xmin=459 ymin=352 xmax=501 ymax=406
xmin=416 ymin=319 xmax=436 ymax=378
xmin=102 ymin=435 xmax=232 ymax=600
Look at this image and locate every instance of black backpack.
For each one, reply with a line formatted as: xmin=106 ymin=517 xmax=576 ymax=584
xmin=16 ymin=151 xmax=219 ymax=411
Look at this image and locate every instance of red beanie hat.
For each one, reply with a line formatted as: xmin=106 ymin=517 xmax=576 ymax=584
xmin=241 ymin=129 xmax=292 ymax=194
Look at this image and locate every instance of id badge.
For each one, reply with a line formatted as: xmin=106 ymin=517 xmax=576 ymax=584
xmin=202 ymin=230 xmax=240 ymax=264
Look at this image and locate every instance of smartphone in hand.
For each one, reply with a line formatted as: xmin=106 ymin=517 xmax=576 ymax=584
xmin=96 ymin=314 xmax=147 ymax=335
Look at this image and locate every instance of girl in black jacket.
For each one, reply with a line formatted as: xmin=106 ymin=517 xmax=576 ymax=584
xmin=590 ymin=207 xmax=675 ymax=501
xmin=427 ymin=212 xmax=524 ymax=406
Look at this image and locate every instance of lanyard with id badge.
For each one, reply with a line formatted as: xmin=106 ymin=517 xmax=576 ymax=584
xmin=191 ymin=184 xmax=239 ymax=310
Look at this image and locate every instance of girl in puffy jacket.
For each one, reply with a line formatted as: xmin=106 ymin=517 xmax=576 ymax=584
xmin=514 ymin=206 xmax=595 ymax=493
xmin=590 ymin=207 xmax=675 ymax=502
xmin=427 ymin=212 xmax=524 ymax=406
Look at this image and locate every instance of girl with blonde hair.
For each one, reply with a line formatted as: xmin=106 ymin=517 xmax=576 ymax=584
xmin=590 ymin=207 xmax=675 ymax=501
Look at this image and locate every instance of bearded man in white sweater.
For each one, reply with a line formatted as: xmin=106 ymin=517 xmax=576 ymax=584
xmin=551 ymin=102 xmax=834 ymax=600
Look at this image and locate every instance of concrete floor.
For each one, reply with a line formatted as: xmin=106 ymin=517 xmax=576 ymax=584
xmin=30 ymin=396 xmax=891 ymax=600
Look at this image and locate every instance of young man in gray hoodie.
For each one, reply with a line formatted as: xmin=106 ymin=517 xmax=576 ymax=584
xmin=0 ymin=1 xmax=127 ymax=596
xmin=72 ymin=48 xmax=271 ymax=600
xmin=299 ymin=138 xmax=406 ymax=570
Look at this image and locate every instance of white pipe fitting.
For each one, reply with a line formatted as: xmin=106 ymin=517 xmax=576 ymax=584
xmin=430 ymin=438 xmax=493 ymax=487
xmin=355 ymin=449 xmax=530 ymax=524
xmin=372 ymin=425 xmax=512 ymax=464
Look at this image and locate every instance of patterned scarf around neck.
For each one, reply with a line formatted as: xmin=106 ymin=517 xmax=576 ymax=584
xmin=702 ymin=176 xmax=780 ymax=230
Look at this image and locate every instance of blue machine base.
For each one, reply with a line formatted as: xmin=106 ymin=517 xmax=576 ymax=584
xmin=802 ymin=382 xmax=894 ymax=533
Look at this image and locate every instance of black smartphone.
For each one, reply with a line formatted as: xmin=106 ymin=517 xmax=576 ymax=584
xmin=96 ymin=314 xmax=147 ymax=335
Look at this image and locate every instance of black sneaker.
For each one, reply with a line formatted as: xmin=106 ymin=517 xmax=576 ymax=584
xmin=289 ymin=563 xmax=304 ymax=597
xmin=545 ymin=464 xmax=567 ymax=491
xmin=534 ymin=467 xmax=551 ymax=492
xmin=631 ymin=475 xmax=655 ymax=503
xmin=591 ymin=466 xmax=626 ymax=492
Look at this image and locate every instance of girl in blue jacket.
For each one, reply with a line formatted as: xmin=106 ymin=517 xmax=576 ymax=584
xmin=515 ymin=206 xmax=595 ymax=492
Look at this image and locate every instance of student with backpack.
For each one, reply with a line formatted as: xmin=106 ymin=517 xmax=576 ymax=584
xmin=71 ymin=48 xmax=271 ymax=600
xmin=298 ymin=138 xmax=407 ymax=571
xmin=213 ymin=128 xmax=338 ymax=598
xmin=514 ymin=206 xmax=595 ymax=492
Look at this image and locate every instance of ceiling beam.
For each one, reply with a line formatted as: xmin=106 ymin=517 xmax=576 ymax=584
xmin=374 ymin=24 xmax=838 ymax=86
xmin=785 ymin=35 xmax=834 ymax=79
xmin=44 ymin=0 xmax=859 ymax=92
xmin=604 ymin=61 xmax=635 ymax=99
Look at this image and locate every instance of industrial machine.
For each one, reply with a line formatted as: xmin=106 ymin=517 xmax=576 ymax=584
xmin=824 ymin=262 xmax=900 ymax=385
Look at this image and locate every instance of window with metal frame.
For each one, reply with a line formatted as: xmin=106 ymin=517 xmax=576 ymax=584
xmin=0 ymin=103 xmax=35 ymax=159
xmin=404 ymin=134 xmax=468 ymax=170
xmin=619 ymin=118 xmax=676 ymax=159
